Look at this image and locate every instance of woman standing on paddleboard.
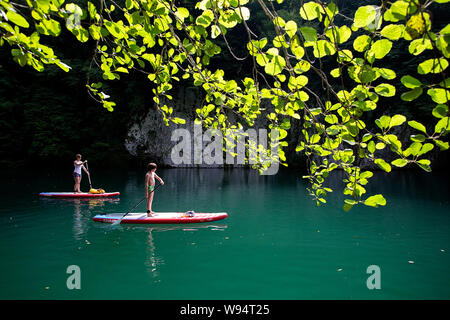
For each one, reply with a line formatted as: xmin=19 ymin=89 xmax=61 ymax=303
xmin=73 ymin=154 xmax=90 ymax=193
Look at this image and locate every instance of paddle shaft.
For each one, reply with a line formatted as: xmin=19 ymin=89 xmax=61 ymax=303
xmin=116 ymin=182 xmax=163 ymax=223
xmin=85 ymin=161 xmax=92 ymax=189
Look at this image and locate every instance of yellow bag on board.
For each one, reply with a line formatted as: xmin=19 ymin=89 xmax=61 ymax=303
xmin=89 ymin=188 xmax=105 ymax=194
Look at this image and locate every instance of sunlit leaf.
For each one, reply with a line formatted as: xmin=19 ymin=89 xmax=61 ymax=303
xmin=364 ymin=194 xmax=386 ymax=207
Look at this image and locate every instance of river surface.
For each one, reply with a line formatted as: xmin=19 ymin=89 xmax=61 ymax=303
xmin=0 ymin=167 xmax=449 ymax=299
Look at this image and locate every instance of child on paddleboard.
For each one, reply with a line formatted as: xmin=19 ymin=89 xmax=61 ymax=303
xmin=145 ymin=162 xmax=164 ymax=217
xmin=73 ymin=154 xmax=90 ymax=193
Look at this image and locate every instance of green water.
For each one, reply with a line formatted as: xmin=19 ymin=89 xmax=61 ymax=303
xmin=0 ymin=167 xmax=449 ymax=300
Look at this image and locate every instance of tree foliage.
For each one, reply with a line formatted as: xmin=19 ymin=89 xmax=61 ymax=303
xmin=1 ymin=0 xmax=449 ymax=209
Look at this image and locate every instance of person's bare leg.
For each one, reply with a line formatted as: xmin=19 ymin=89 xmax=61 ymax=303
xmin=76 ymin=177 xmax=82 ymax=193
xmin=147 ymin=193 xmax=154 ymax=216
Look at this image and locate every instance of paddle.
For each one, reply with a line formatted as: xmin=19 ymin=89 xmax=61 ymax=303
xmin=85 ymin=161 xmax=93 ymax=190
xmin=85 ymin=161 xmax=104 ymax=193
xmin=112 ymin=182 xmax=163 ymax=225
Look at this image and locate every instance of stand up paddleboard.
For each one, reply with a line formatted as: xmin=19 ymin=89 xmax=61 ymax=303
xmin=93 ymin=212 xmax=228 ymax=224
xmin=39 ymin=192 xmax=120 ymax=198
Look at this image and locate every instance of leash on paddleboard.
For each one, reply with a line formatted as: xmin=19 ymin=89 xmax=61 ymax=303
xmin=113 ymin=182 xmax=163 ymax=225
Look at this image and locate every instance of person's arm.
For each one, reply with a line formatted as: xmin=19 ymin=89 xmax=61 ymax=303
xmin=155 ymin=173 xmax=164 ymax=185
xmin=145 ymin=174 xmax=150 ymax=198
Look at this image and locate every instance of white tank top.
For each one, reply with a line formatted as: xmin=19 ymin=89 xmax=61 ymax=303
xmin=74 ymin=162 xmax=82 ymax=175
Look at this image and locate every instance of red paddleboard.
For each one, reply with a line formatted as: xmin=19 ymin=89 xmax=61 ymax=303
xmin=93 ymin=212 xmax=228 ymax=224
xmin=39 ymin=192 xmax=120 ymax=198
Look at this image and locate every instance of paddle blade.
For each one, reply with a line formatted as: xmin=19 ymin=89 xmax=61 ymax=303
xmin=111 ymin=218 xmax=122 ymax=225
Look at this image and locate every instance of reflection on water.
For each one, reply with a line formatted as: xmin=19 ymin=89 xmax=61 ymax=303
xmin=71 ymin=198 xmax=121 ymax=241
xmin=138 ymin=224 xmax=228 ymax=280
xmin=145 ymin=230 xmax=160 ymax=279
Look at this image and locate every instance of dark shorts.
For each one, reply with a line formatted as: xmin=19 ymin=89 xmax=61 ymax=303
xmin=73 ymin=172 xmax=81 ymax=178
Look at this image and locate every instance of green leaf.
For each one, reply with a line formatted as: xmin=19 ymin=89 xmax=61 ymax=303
xmin=211 ymin=25 xmax=221 ymax=39
xmin=218 ymin=9 xmax=240 ymax=28
xmin=360 ymin=171 xmax=374 ymax=179
xmin=172 ymin=117 xmax=186 ymax=125
xmin=324 ymin=114 xmax=339 ymax=124
xmin=409 ymin=38 xmax=432 ymax=55
xmin=74 ymin=28 xmax=89 ymax=43
xmin=375 ymin=158 xmax=391 ymax=172
xmin=326 ymin=25 xmax=352 ymax=44
xmin=364 ymin=194 xmax=387 ymax=207
xmin=87 ymin=1 xmax=98 ymax=19
xmin=427 ymin=88 xmax=450 ymax=104
xmin=408 ymin=120 xmax=427 ymax=134
xmin=388 ymin=1 xmax=413 ymax=21
xmin=36 ymin=0 xmax=51 ymax=12
xmin=37 ymin=19 xmax=62 ymax=36
xmin=405 ymin=13 xmax=430 ymax=40
xmin=400 ymin=75 xmax=422 ymax=89
xmin=313 ymin=40 xmax=336 ymax=58
xmin=348 ymin=65 xmax=377 ymax=83
xmin=405 ymin=142 xmax=422 ymax=157
xmin=265 ymin=54 xmax=285 ymax=76
xmin=299 ymin=2 xmax=323 ymax=21
xmin=354 ymin=5 xmax=377 ymax=28
xmin=418 ymin=143 xmax=434 ymax=156
xmin=299 ymin=26 xmax=317 ymax=42
xmin=330 ymin=68 xmax=340 ymax=78
xmin=285 ymin=20 xmax=297 ymax=38
xmin=367 ymin=140 xmax=376 ymax=153
xmin=432 ymin=104 xmax=448 ymax=119
xmin=343 ymin=203 xmax=353 ymax=212
xmin=104 ymin=20 xmax=124 ymax=39
xmin=376 ymin=115 xmax=391 ymax=130
xmin=175 ymin=7 xmax=190 ymax=20
xmin=196 ymin=9 xmax=214 ymax=28
xmin=273 ymin=35 xmax=288 ymax=48
xmin=392 ymin=158 xmax=408 ymax=167
xmin=401 ymin=88 xmax=423 ymax=101
xmin=89 ymin=24 xmax=101 ymax=40
xmin=125 ymin=0 xmax=133 ymax=10
xmin=434 ymin=139 xmax=449 ymax=150
xmin=273 ymin=16 xmax=285 ymax=28
xmin=435 ymin=117 xmax=450 ymax=134
xmin=410 ymin=134 xmax=426 ymax=142
xmin=370 ymin=39 xmax=392 ymax=59
xmin=418 ymin=58 xmax=449 ymax=75
xmin=380 ymin=24 xmax=403 ymax=40
xmin=416 ymin=160 xmax=431 ymax=172
xmin=55 ymin=60 xmax=71 ymax=72
xmin=374 ymin=83 xmax=396 ymax=97
xmin=6 ymin=10 xmax=30 ymax=28
xmin=390 ymin=114 xmax=406 ymax=128
xmin=377 ymin=68 xmax=396 ymax=80
xmin=441 ymin=23 xmax=450 ymax=34
xmin=235 ymin=6 xmax=250 ymax=21
xmin=353 ymin=35 xmax=371 ymax=52
xmin=115 ymin=67 xmax=129 ymax=73
xmin=293 ymin=61 xmax=310 ymax=74
xmin=437 ymin=34 xmax=450 ymax=58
